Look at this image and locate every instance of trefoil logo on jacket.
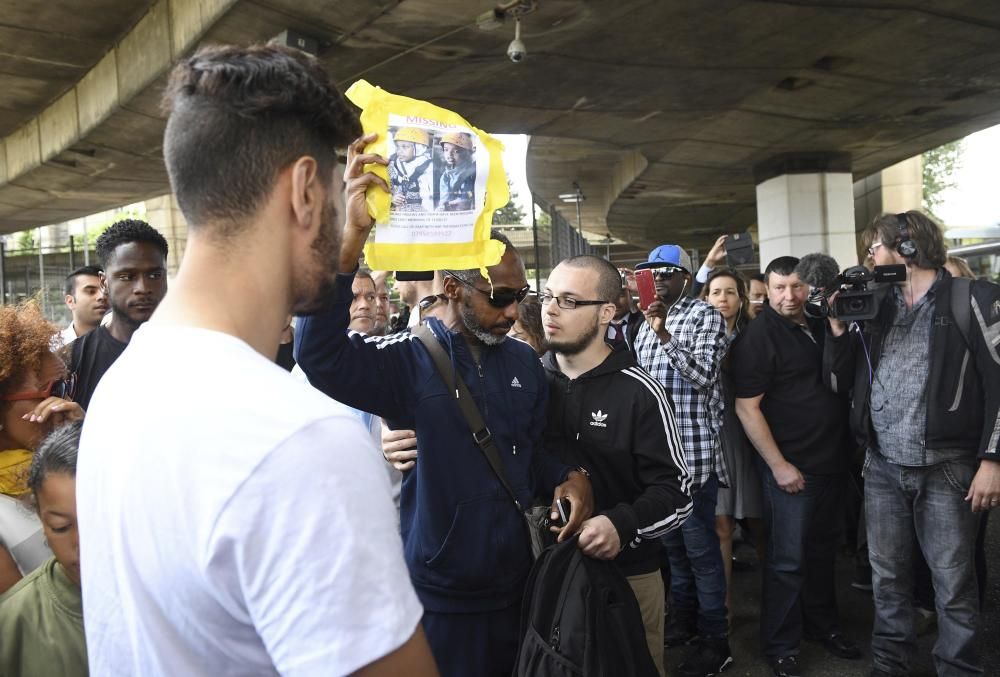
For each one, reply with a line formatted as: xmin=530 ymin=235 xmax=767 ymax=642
xmin=590 ymin=410 xmax=608 ymax=428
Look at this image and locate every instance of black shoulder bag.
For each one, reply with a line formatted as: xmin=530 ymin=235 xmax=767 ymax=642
xmin=412 ymin=325 xmax=557 ymax=559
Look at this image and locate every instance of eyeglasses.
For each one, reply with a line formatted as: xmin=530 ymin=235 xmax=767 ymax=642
xmin=538 ymin=292 xmax=609 ymax=310
xmin=2 ymin=374 xmax=76 ymax=402
xmin=448 ymin=276 xmax=531 ymax=308
xmin=866 ymin=242 xmax=884 ymax=257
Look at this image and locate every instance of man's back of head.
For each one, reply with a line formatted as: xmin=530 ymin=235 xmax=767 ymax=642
xmin=77 ymin=44 xmax=435 ymax=677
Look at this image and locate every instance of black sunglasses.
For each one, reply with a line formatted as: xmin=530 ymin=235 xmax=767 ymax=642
xmin=647 ymin=266 xmax=684 ymax=281
xmin=449 ymin=276 xmax=531 ymax=308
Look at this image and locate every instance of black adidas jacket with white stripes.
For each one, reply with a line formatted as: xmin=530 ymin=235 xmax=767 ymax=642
xmin=541 ymin=344 xmax=694 ymax=576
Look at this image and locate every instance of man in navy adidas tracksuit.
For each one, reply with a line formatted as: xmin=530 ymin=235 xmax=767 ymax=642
xmin=296 ymin=218 xmax=594 ymax=676
xmin=539 ymin=255 xmax=694 ymax=676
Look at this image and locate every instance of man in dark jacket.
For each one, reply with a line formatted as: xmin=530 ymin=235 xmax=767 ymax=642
xmin=540 ymin=254 xmax=693 ymax=676
xmin=295 ymin=198 xmax=593 ymax=676
xmin=825 ymin=211 xmax=1000 ymax=677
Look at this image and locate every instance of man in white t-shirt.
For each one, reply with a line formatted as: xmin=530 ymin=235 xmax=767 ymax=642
xmin=76 ymin=44 xmax=437 ymax=677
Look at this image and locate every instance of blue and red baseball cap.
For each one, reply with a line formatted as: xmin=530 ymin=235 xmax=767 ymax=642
xmin=635 ymin=244 xmax=692 ymax=274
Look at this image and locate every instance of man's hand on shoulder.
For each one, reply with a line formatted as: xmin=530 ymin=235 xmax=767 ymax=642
xmin=967 ymin=458 xmax=1000 ymax=512
xmin=382 ymin=428 xmax=417 ymax=471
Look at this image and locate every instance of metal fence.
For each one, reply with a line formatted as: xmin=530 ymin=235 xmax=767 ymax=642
xmin=494 ymin=194 xmax=594 ymax=292
xmin=0 ymin=240 xmax=97 ymax=326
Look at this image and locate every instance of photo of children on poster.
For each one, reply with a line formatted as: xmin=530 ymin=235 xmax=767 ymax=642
xmin=378 ymin=114 xmax=491 ymax=245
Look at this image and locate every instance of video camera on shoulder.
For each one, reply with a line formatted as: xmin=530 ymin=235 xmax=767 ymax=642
xmin=830 ymin=264 xmax=906 ymax=323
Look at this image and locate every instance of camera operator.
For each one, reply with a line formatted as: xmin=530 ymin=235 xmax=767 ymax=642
xmin=824 ymin=211 xmax=1000 ymax=677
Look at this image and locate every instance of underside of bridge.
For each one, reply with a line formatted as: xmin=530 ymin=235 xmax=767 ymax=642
xmin=2 ymin=0 xmax=999 ymax=253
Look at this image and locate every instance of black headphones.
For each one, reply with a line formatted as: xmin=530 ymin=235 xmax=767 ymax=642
xmin=895 ymin=212 xmax=918 ymax=258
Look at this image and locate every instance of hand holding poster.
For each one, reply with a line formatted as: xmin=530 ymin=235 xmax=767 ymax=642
xmin=345 ymin=80 xmax=509 ymax=274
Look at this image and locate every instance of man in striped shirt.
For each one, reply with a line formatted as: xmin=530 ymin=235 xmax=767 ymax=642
xmin=540 ymin=255 xmax=693 ymax=676
xmin=631 ymin=244 xmax=731 ymax=677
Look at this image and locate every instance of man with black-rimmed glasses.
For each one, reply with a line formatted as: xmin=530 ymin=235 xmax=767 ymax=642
xmin=540 ymin=254 xmax=693 ymax=676
xmin=296 ymin=226 xmax=594 ymax=677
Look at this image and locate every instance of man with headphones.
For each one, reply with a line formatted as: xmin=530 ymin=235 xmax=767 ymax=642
xmin=825 ymin=211 xmax=1000 ymax=677
xmin=629 ymin=244 xmax=732 ymax=677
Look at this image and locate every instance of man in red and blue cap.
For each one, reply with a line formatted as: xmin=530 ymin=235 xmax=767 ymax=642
xmin=630 ymin=243 xmax=732 ymax=677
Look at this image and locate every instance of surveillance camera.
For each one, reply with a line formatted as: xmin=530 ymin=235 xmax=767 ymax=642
xmin=507 ymin=38 xmax=526 ymax=62
xmin=507 ymin=17 xmax=526 ymax=63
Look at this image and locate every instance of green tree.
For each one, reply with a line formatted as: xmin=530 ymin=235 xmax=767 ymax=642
xmin=922 ymin=140 xmax=963 ymax=220
xmin=492 ymin=180 xmax=527 ymax=226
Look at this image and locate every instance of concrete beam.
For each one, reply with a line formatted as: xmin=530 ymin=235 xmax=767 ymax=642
xmin=0 ymin=0 xmax=239 ymax=233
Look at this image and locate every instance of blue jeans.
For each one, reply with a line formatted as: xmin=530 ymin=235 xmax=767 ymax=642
xmin=864 ymin=451 xmax=982 ymax=676
xmin=759 ymin=462 xmax=844 ymax=657
xmin=662 ymin=473 xmax=728 ymax=638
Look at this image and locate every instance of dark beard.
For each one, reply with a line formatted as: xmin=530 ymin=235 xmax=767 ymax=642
xmin=292 ymin=197 xmax=341 ymax=316
xmin=548 ymin=321 xmax=600 ymax=357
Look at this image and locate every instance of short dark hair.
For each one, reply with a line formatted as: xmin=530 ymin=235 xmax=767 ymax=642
xmin=162 ymin=44 xmax=362 ymax=235
xmin=750 ymin=273 xmax=765 ymax=284
xmin=865 ymin=211 xmax=947 ymax=269
xmin=559 ymin=255 xmax=622 ymax=303
xmin=764 ymin=256 xmax=800 ymax=283
xmin=442 ymin=230 xmax=517 ymax=285
xmin=64 ymin=265 xmax=103 ymax=297
xmin=95 ymin=219 xmax=168 ymax=268
xmin=28 ymin=421 xmax=80 ymax=499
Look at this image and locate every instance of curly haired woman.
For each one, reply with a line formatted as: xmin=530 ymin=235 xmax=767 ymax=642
xmin=0 ymin=301 xmax=83 ymax=593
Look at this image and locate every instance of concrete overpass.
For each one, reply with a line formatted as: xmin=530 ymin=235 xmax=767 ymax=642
xmin=2 ymin=0 xmax=1000 ymax=262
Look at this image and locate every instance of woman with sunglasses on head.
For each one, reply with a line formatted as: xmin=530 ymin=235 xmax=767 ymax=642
xmin=0 ymin=421 xmax=86 ymax=676
xmin=699 ymin=269 xmax=765 ymax=624
xmin=0 ymin=301 xmax=84 ymax=594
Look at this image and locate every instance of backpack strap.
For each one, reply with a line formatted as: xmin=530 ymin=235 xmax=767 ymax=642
xmin=950 ymin=276 xmax=972 ymax=349
xmin=411 ymin=325 xmax=523 ymax=511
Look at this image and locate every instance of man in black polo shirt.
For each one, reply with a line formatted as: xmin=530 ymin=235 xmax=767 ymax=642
xmin=731 ymin=256 xmax=859 ymax=677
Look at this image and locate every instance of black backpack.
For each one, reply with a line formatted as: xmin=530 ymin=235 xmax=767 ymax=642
xmin=515 ymin=537 xmax=659 ymax=677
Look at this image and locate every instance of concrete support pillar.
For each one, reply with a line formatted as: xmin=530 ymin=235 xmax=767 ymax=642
xmin=144 ymin=195 xmax=187 ymax=275
xmin=754 ymin=154 xmax=858 ymax=270
xmin=854 ymin=156 xmax=923 ymax=234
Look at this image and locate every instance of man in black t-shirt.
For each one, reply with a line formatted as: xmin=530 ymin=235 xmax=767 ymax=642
xmin=731 ymin=256 xmax=858 ymax=677
xmin=69 ymin=220 xmax=168 ymax=410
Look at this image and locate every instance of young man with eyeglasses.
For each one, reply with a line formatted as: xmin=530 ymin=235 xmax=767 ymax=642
xmin=296 ymin=226 xmax=594 ymax=677
xmin=540 ymin=255 xmax=693 ymax=676
xmin=629 ymin=244 xmax=732 ymax=677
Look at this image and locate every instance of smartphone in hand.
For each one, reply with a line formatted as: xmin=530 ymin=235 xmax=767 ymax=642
xmin=636 ymin=269 xmax=657 ymax=310
xmin=556 ymin=497 xmax=571 ymax=526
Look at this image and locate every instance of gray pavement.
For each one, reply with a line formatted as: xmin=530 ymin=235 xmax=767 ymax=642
xmin=663 ymin=514 xmax=999 ymax=676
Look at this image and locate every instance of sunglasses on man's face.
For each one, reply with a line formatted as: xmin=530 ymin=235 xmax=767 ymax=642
xmin=451 ymin=277 xmax=531 ymax=308
xmin=647 ymin=267 xmax=684 ymax=281
xmin=2 ymin=374 xmax=76 ymax=402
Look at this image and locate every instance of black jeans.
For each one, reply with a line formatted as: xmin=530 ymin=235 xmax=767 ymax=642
xmin=759 ymin=461 xmax=845 ymax=657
